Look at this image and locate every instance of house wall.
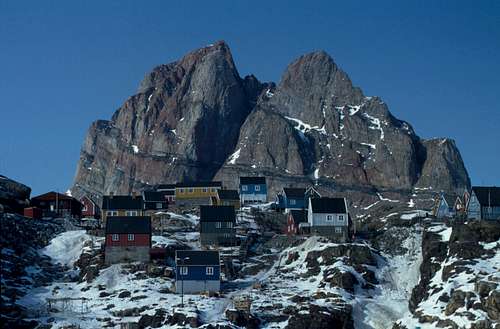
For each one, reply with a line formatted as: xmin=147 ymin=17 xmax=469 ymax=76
xmin=481 ymin=206 xmax=500 ymax=220
xmin=175 ymin=187 xmax=220 ymax=200
xmin=176 ymin=197 xmax=212 ymax=207
xmin=467 ymin=192 xmax=482 ymax=219
xmin=200 ymin=221 xmax=235 ymax=246
xmin=105 ymin=233 xmax=150 ymax=247
xmin=436 ymin=198 xmax=454 ymax=219
xmin=310 ymin=212 xmax=348 ymax=227
xmin=175 ymin=280 xmax=220 ymax=294
xmin=284 ymin=197 xmax=305 ymax=212
xmin=105 ymin=246 xmax=150 ymax=264
xmin=240 ymin=184 xmax=267 ymax=203
xmin=311 ymin=226 xmax=348 ymax=243
xmin=175 ymin=264 xmax=221 ymax=280
xmin=101 ymin=209 xmax=144 ymax=224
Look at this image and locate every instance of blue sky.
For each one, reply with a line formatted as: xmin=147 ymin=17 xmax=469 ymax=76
xmin=1 ymin=1 xmax=499 ymax=195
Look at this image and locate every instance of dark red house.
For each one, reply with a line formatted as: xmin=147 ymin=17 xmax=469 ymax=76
xmin=104 ymin=216 xmax=151 ymax=264
xmin=80 ymin=195 xmax=100 ymax=219
xmin=285 ymin=209 xmax=307 ymax=235
xmin=31 ymin=191 xmax=82 ymax=218
xmin=23 ymin=207 xmax=43 ymax=219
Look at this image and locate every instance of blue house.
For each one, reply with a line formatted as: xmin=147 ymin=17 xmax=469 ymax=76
xmin=239 ymin=176 xmax=267 ymax=204
xmin=467 ymin=186 xmax=500 ymax=220
xmin=276 ymin=187 xmax=321 ymax=213
xmin=175 ymin=250 xmax=220 ymax=294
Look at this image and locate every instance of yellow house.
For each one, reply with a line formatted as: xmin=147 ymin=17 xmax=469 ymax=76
xmin=101 ymin=194 xmax=144 ymax=226
xmin=212 ymin=189 xmax=241 ymax=210
xmin=175 ymin=181 xmax=222 ymax=206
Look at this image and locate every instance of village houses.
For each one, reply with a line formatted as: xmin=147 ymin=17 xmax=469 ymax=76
xmin=308 ymin=197 xmax=350 ymax=242
xmin=467 ymin=186 xmax=500 ymax=220
xmin=175 ymin=250 xmax=221 ymax=294
xmin=239 ymin=176 xmax=267 ymax=204
xmin=199 ymin=205 xmax=236 ymax=246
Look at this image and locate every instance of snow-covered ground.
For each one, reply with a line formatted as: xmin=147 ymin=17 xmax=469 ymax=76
xmin=41 ymin=230 xmax=93 ymax=267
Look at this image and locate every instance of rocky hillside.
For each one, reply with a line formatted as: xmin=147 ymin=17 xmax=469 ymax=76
xmin=0 ymin=175 xmax=31 ymax=214
xmin=72 ymin=41 xmax=470 ymax=208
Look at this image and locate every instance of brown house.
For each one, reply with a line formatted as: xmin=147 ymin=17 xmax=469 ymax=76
xmin=31 ymin=191 xmax=82 ymax=218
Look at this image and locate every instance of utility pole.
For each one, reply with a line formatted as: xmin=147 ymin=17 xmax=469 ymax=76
xmin=177 ymin=256 xmax=190 ymax=307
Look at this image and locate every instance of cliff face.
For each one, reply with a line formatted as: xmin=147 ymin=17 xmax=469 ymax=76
xmin=72 ymin=41 xmax=470 ymax=205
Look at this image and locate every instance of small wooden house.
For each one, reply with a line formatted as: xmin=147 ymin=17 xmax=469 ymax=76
xmin=213 ymin=189 xmax=240 ymax=209
xmin=239 ymin=177 xmax=267 ymax=204
xmin=80 ymin=195 xmax=100 ymax=219
xmin=104 ymin=216 xmax=151 ymax=264
xmin=199 ymin=205 xmax=236 ymax=246
xmin=308 ymin=197 xmax=349 ymax=242
xmin=31 ymin=191 xmax=82 ymax=218
xmin=467 ymin=186 xmax=500 ymax=220
xmin=143 ymin=191 xmax=169 ymax=214
xmin=101 ymin=194 xmax=144 ymax=225
xmin=432 ymin=193 xmax=457 ymax=219
xmin=23 ymin=207 xmax=42 ymax=219
xmin=285 ymin=209 xmax=307 ymax=235
xmin=277 ymin=188 xmax=306 ymax=212
xmin=175 ymin=181 xmax=222 ymax=207
xmin=175 ymin=250 xmax=220 ymax=294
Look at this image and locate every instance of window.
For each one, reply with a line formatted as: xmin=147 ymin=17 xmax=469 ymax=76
xmin=179 ymin=188 xmax=184 ymax=193
xmin=180 ymin=266 xmax=188 ymax=275
xmin=335 ymin=227 xmax=342 ymax=233
xmin=82 ymin=205 xmax=88 ymax=211
xmin=126 ymin=211 xmax=138 ymax=216
xmin=156 ymin=202 xmax=162 ymax=209
xmin=227 ymin=222 xmax=233 ymax=228
xmin=216 ymin=222 xmax=222 ymax=228
xmin=203 ymin=188 xmax=208 ymax=193
xmin=107 ymin=210 xmax=118 ymax=216
xmin=242 ymin=185 xmax=248 ymax=191
xmin=290 ymin=199 xmax=296 ymax=205
xmin=211 ymin=188 xmax=217 ymax=192
xmin=255 ymin=185 xmax=260 ymax=191
xmin=326 ymin=215 xmax=333 ymax=221
xmin=206 ymin=267 xmax=214 ymax=275
xmin=112 ymin=234 xmax=119 ymax=241
xmin=338 ymin=215 xmax=344 ymax=221
xmin=127 ymin=234 xmax=135 ymax=241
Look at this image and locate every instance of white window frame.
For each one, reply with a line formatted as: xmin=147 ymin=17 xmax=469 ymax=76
xmin=107 ymin=210 xmax=118 ymax=216
xmin=188 ymin=188 xmax=194 ymax=193
xmin=180 ymin=266 xmax=188 ymax=275
xmin=216 ymin=222 xmax=222 ymax=229
xmin=112 ymin=234 xmax=119 ymax=241
xmin=179 ymin=188 xmax=184 ymax=193
xmin=335 ymin=227 xmax=342 ymax=234
xmin=242 ymin=185 xmax=248 ymax=191
xmin=203 ymin=187 xmax=208 ymax=193
xmin=127 ymin=234 xmax=135 ymax=241
xmin=326 ymin=215 xmax=333 ymax=221
xmin=156 ymin=202 xmax=162 ymax=209
xmin=211 ymin=188 xmax=217 ymax=192
xmin=255 ymin=185 xmax=260 ymax=191
xmin=338 ymin=215 xmax=344 ymax=221
xmin=206 ymin=266 xmax=214 ymax=275
xmin=290 ymin=199 xmax=296 ymax=205
xmin=227 ymin=222 xmax=233 ymax=228
xmin=82 ymin=204 xmax=88 ymax=211
xmin=126 ymin=210 xmax=138 ymax=216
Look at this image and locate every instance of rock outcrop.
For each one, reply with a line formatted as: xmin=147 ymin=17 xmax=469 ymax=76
xmin=0 ymin=175 xmax=31 ymax=214
xmin=72 ymin=41 xmax=470 ymax=208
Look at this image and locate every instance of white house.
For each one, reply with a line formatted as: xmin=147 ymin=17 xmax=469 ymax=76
xmin=308 ymin=197 xmax=349 ymax=242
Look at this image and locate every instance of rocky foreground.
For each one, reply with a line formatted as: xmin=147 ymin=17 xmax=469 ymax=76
xmin=4 ymin=207 xmax=499 ymax=329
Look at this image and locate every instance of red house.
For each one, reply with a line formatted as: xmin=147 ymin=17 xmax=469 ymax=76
xmin=80 ymin=195 xmax=100 ymax=219
xmin=285 ymin=209 xmax=307 ymax=235
xmin=104 ymin=216 xmax=151 ymax=264
xmin=31 ymin=191 xmax=82 ymax=218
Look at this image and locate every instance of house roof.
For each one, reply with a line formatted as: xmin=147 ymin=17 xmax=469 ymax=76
xmin=240 ymin=176 xmax=266 ymax=185
xmin=217 ymin=189 xmax=239 ymax=200
xmin=310 ymin=197 xmax=347 ymax=213
xmin=283 ymin=188 xmax=306 ymax=199
xmin=440 ymin=193 xmax=457 ymax=207
xmin=175 ymin=250 xmax=220 ymax=266
xmin=32 ymin=191 xmax=78 ymax=202
xmin=143 ymin=191 xmax=168 ymax=202
xmin=472 ymin=186 xmax=500 ymax=207
xmin=102 ymin=195 xmax=143 ymax=210
xmin=200 ymin=205 xmax=236 ymax=222
xmin=105 ymin=216 xmax=151 ymax=234
xmin=289 ymin=210 xmax=307 ymax=224
xmin=176 ymin=181 xmax=222 ymax=188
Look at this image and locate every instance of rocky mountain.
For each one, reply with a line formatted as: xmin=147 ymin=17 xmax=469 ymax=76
xmin=72 ymin=41 xmax=470 ymax=208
